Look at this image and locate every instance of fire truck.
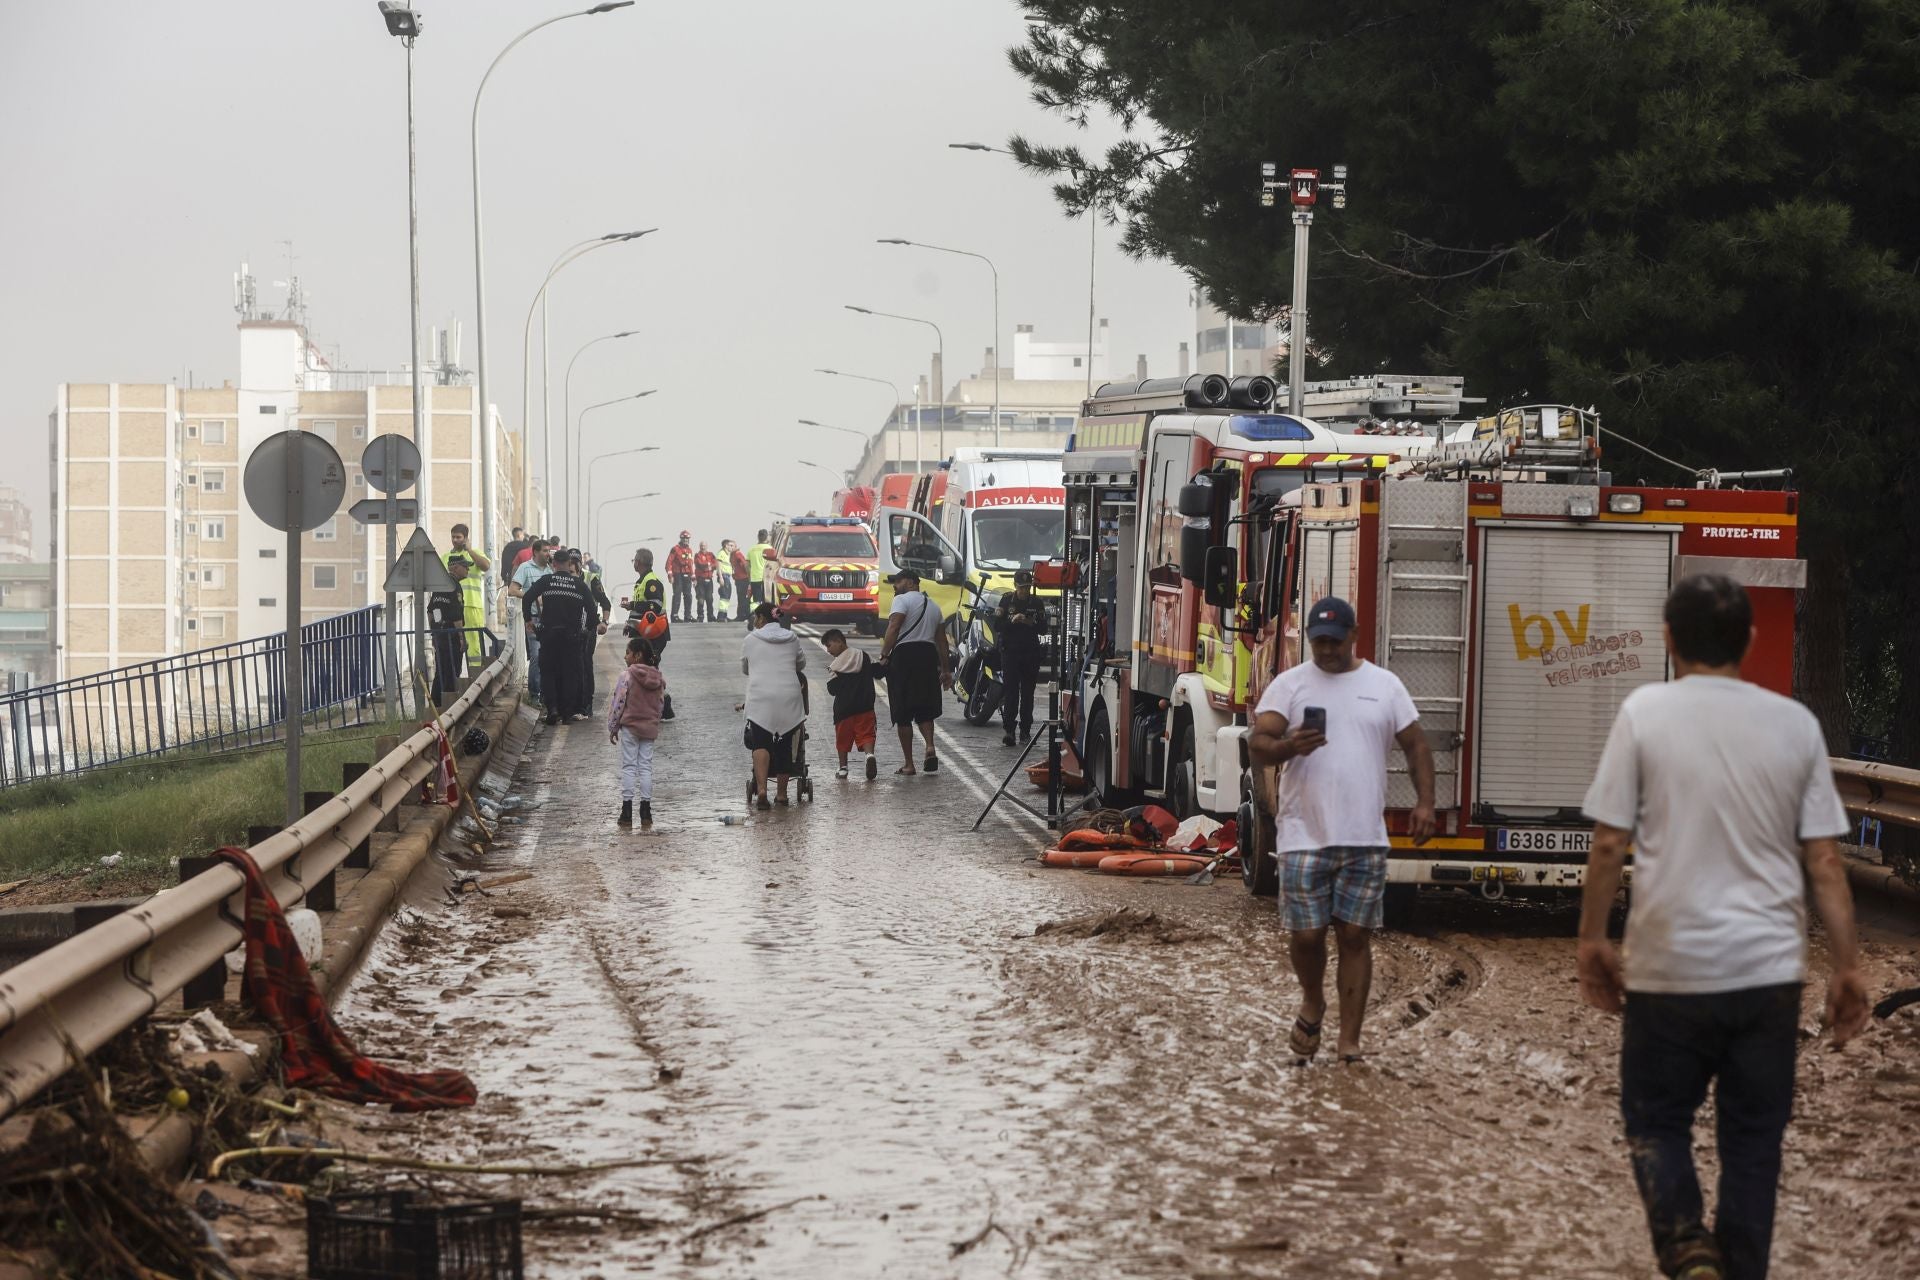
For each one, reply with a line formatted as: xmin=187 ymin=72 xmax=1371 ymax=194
xmin=831 ymin=485 xmax=877 ymax=520
xmin=1058 ymin=374 xmax=1803 ymax=922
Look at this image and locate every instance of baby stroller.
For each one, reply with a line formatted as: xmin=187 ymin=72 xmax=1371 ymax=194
xmin=745 ymin=678 xmax=814 ymax=804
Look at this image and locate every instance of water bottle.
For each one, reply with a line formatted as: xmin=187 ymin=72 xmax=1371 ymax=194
xmin=718 ymin=814 xmax=744 ymax=826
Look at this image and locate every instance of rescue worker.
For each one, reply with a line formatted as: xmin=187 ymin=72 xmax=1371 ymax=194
xmin=748 ymin=528 xmax=778 ymax=611
xmin=666 ymin=531 xmax=695 ymax=623
xmin=457 ymin=545 xmax=488 ymax=668
xmin=621 ymin=546 xmax=675 ymax=720
xmin=728 ymin=538 xmax=752 ymax=628
xmin=444 ymin=522 xmax=492 ymax=576
xmin=428 ymin=554 xmax=472 ymax=699
xmin=694 ymin=540 xmax=719 ymax=623
xmin=573 ymin=548 xmax=613 ymax=712
xmin=520 ymin=548 xmax=597 ymax=725
xmin=994 ymin=568 xmax=1045 ymax=746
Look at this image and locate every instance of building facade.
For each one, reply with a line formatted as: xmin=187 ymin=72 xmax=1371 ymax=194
xmin=0 ymin=563 xmax=53 ymax=685
xmin=0 ymin=487 xmax=32 ymax=563
xmin=49 ymin=320 xmax=531 ymax=681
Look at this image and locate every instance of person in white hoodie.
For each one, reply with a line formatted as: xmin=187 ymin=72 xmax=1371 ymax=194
xmin=739 ymin=602 xmax=807 ymax=809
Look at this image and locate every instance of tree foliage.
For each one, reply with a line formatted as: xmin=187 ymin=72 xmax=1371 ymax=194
xmin=1011 ymin=0 xmax=1920 ymax=753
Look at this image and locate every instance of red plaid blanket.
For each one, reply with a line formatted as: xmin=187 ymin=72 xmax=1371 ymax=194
xmin=213 ymin=846 xmax=476 ymax=1111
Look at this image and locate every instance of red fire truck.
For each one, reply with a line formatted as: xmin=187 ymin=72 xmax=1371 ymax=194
xmin=1059 ymin=375 xmax=1803 ymax=923
xmin=832 ymin=485 xmax=877 ymax=520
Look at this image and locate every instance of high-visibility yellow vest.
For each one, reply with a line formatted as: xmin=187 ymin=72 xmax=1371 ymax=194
xmin=458 ymin=577 xmax=486 ymax=661
xmin=748 ymin=542 xmax=775 ymax=583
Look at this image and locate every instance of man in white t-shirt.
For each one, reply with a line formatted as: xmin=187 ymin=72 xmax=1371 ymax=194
xmin=509 ymin=540 xmax=555 ymax=706
xmin=1578 ymin=574 xmax=1865 ymax=1280
xmin=1250 ymin=596 xmax=1435 ymax=1064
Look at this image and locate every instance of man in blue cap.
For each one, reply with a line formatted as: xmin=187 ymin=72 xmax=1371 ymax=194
xmin=1249 ymin=595 xmax=1436 ymax=1065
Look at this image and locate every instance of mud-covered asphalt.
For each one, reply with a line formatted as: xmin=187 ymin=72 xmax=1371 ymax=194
xmin=295 ymin=623 xmax=1920 ymax=1279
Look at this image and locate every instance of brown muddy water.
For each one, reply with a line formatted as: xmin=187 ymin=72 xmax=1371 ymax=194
xmin=273 ymin=628 xmax=1920 ymax=1278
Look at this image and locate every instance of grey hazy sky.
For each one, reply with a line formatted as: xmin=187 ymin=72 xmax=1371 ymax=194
xmin=0 ymin=0 xmax=1195 ymax=558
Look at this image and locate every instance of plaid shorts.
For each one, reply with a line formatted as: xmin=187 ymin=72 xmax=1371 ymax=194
xmin=1280 ymin=846 xmax=1390 ymax=931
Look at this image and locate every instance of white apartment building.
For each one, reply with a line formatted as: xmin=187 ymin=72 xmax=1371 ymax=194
xmin=49 ymin=319 xmax=533 ymax=681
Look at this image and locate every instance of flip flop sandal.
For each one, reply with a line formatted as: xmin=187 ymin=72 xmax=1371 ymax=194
xmin=1288 ymin=1016 xmax=1322 ymax=1062
xmin=895 ymin=766 xmax=916 ymax=776
xmin=924 ymin=755 xmax=939 ymax=773
xmin=755 ymin=797 xmax=772 ymax=811
xmin=1339 ymin=1053 xmax=1369 ymax=1065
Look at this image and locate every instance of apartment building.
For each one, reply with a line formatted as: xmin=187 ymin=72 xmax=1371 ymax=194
xmin=0 ymin=486 xmax=31 ymax=563
xmin=50 ymin=319 xmax=532 ymax=681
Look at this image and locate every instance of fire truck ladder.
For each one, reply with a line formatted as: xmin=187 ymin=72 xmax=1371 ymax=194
xmin=1378 ymin=480 xmax=1470 ymax=812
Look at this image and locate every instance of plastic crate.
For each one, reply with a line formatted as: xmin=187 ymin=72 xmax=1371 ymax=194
xmin=307 ymin=1190 xmax=523 ymax=1280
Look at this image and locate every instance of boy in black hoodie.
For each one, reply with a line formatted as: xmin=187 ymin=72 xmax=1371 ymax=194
xmin=822 ymin=628 xmax=885 ymax=781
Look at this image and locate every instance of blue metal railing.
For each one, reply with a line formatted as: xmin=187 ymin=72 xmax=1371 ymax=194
xmin=0 ymin=606 xmax=495 ymax=788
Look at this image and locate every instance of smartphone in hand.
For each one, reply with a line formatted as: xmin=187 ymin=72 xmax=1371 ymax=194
xmin=1301 ymin=705 xmax=1327 ymax=737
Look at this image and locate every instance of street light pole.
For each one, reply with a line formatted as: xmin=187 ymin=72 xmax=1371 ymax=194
xmin=877 ymin=238 xmax=1000 ymax=445
xmin=577 ymin=391 xmax=656 ymax=529
xmin=584 ymin=448 xmax=659 ymax=549
xmin=1261 ymin=161 xmax=1349 ymax=416
xmin=817 ymin=369 xmax=907 ymax=473
xmin=471 ymin=1 xmax=633 ymax=602
xmin=379 ymin=2 xmax=424 ymax=722
xmin=565 ymin=329 xmax=641 ymax=538
xmin=594 ymin=491 xmax=661 ymax=561
xmin=844 ymin=305 xmax=945 ymax=463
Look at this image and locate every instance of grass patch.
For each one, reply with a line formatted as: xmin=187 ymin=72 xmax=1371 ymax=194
xmin=0 ymin=719 xmax=418 ymax=893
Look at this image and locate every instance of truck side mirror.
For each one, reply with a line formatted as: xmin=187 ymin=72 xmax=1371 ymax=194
xmin=1203 ymin=545 xmax=1238 ymax=609
xmin=936 ymin=550 xmax=961 ymax=584
xmin=1177 ymin=480 xmax=1213 ymax=518
xmin=1180 ymin=520 xmax=1210 ymax=583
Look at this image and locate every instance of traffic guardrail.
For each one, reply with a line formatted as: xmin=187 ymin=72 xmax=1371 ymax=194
xmin=1831 ymin=758 xmax=1920 ymax=831
xmin=0 ymin=643 xmax=513 ymax=1120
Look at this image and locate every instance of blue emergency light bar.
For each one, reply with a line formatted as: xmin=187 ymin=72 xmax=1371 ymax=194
xmin=1229 ymin=415 xmax=1316 ymax=441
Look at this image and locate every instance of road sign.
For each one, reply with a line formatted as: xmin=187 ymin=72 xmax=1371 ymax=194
xmin=360 ymin=434 xmax=421 ymax=496
xmin=349 ymin=497 xmax=421 ymax=525
xmin=243 ymin=431 xmax=346 ymax=532
xmin=384 ymin=527 xmax=458 ymax=595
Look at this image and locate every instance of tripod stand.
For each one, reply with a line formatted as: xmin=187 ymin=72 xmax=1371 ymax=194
xmin=970 ymin=590 xmax=1093 ymax=832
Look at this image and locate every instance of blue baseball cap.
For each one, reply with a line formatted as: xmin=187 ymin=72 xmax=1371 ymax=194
xmin=1305 ymin=596 xmax=1356 ymax=640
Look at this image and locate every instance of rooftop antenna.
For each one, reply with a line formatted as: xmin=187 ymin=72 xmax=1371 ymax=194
xmin=233 ymin=261 xmax=258 ymax=321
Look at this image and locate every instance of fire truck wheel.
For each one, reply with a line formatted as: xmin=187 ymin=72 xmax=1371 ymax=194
xmin=1383 ymin=884 xmax=1418 ymax=932
xmin=1086 ymin=706 xmax=1129 ymax=808
xmin=1238 ymin=797 xmax=1277 ymax=897
xmin=1166 ymin=723 xmax=1199 ymax=820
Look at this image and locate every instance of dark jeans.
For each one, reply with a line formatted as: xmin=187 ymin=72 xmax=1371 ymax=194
xmin=524 ymin=629 xmax=542 ymax=702
xmin=1621 ymin=983 xmax=1800 ymax=1280
xmin=736 ymin=578 xmax=751 ymax=622
xmin=1000 ymin=653 xmax=1040 ymax=734
xmin=581 ymin=629 xmax=599 ymax=711
xmin=671 ymin=572 xmax=693 ymax=620
xmin=431 ymin=627 xmax=466 ymax=700
xmin=537 ymin=630 xmax=585 ymax=718
xmin=696 ymin=577 xmax=714 ymax=621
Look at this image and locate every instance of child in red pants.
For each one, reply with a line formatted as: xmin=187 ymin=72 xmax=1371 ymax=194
xmin=822 ymin=628 xmax=884 ymax=781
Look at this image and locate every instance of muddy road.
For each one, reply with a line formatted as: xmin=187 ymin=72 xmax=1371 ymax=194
xmin=307 ymin=623 xmax=1920 ymax=1279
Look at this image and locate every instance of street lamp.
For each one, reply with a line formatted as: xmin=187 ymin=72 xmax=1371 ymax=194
xmin=471 ymin=1 xmax=635 ymax=604
xmin=584 ymin=445 xmax=660 ymax=547
xmin=845 ymin=305 xmax=946 ymax=462
xmin=564 ymin=328 xmax=641 ymax=535
xmin=877 ymin=238 xmax=1000 ymax=444
xmin=818 ymin=368 xmax=915 ymax=473
xmin=595 ymin=491 xmax=661 ymax=560
xmin=518 ymin=232 xmax=652 ymax=530
xmin=377 ymin=2 xmax=424 ymax=723
xmin=575 ymin=390 xmax=655 ymax=537
xmin=951 ymin=141 xmax=1101 ymax=399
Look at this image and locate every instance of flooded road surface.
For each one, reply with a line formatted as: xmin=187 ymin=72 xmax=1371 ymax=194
xmin=325 ymin=624 xmax=1920 ymax=1279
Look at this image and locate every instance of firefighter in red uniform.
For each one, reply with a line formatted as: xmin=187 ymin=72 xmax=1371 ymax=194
xmin=693 ymin=540 xmax=719 ymax=623
xmin=665 ymin=532 xmax=695 ymax=623
xmin=728 ymin=539 xmax=752 ymax=628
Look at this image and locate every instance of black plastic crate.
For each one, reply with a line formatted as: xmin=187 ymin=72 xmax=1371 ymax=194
xmin=307 ymin=1190 xmax=523 ymax=1280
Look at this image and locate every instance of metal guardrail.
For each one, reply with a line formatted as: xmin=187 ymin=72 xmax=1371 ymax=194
xmin=0 ymin=610 xmax=502 ymax=789
xmin=1832 ymin=758 xmax=1920 ymax=830
xmin=0 ymin=639 xmax=514 ymax=1119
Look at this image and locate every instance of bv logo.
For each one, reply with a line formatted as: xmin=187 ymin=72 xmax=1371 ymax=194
xmin=1508 ymin=603 xmax=1591 ymax=661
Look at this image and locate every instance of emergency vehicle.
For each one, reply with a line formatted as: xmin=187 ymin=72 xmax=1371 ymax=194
xmin=1057 ymin=374 xmax=1804 ymax=923
xmin=832 ymin=485 xmax=877 ymax=520
xmin=877 ymin=448 xmax=1066 ymax=639
xmin=769 ymin=515 xmax=881 ymax=628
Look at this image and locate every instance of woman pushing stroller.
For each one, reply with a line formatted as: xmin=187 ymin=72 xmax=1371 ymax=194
xmin=739 ymin=602 xmax=806 ymax=809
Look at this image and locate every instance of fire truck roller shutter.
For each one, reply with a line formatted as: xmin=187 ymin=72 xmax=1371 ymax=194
xmin=1475 ymin=525 xmax=1676 ymax=815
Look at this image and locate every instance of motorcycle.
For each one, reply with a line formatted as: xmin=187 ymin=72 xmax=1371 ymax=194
xmin=952 ymin=585 xmax=1005 ymax=726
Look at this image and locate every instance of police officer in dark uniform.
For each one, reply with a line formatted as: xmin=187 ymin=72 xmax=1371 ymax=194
xmin=427 ymin=554 xmax=473 ymax=700
xmin=994 ymin=568 xmax=1046 ymax=746
xmin=573 ymin=548 xmax=614 ymax=713
xmin=521 ymin=548 xmax=597 ymax=725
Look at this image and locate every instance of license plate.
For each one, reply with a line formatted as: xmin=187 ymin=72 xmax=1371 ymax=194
xmin=1495 ymin=828 xmax=1591 ymax=855
xmin=819 ymin=591 xmax=854 ymax=601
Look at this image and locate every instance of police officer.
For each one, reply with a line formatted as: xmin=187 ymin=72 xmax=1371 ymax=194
xmin=574 ymin=548 xmax=613 ymax=712
xmin=521 ymin=548 xmax=597 ymax=725
xmin=994 ymin=568 xmax=1046 ymax=746
xmin=621 ymin=546 xmax=675 ymax=720
xmin=428 ymin=554 xmax=473 ymax=699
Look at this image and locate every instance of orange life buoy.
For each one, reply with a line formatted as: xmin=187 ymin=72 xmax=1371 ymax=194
xmin=1039 ymin=848 xmax=1112 ymax=869
xmin=1096 ymin=852 xmax=1212 ymax=877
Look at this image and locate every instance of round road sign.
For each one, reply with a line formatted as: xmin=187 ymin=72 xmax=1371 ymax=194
xmin=243 ymin=430 xmax=347 ymax=533
xmin=360 ymin=433 xmax=422 ymax=496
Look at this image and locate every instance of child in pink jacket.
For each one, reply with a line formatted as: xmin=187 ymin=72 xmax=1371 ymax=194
xmin=606 ymin=637 xmax=667 ymax=827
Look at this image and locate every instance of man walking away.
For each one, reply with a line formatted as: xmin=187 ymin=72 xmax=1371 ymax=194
xmin=694 ymin=540 xmax=718 ymax=623
xmin=748 ymin=528 xmax=778 ymax=611
xmin=427 ymin=555 xmax=472 ymax=699
xmin=729 ymin=539 xmax=752 ymax=627
xmin=520 ymin=548 xmax=596 ymax=726
xmin=1578 ymin=574 xmax=1867 ymax=1280
xmin=994 ymin=568 xmax=1045 ymax=746
xmin=666 ymin=531 xmax=695 ymax=623
xmin=878 ymin=569 xmax=949 ymax=775
xmin=1248 ymin=596 xmax=1435 ymax=1064
xmin=500 ymin=525 xmax=529 ymax=588
xmin=509 ymin=538 xmax=555 ymax=706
